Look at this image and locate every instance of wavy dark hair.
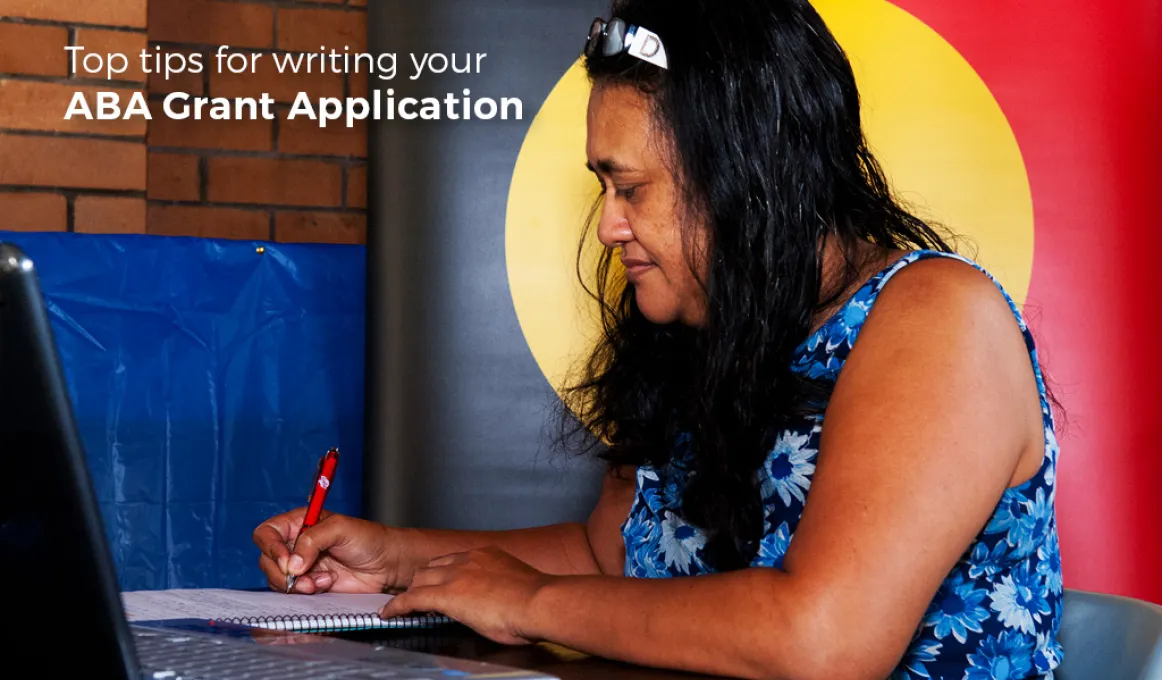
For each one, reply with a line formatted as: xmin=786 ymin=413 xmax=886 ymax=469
xmin=559 ymin=0 xmax=962 ymax=571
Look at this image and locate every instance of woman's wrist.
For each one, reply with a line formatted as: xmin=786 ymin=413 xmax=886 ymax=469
xmin=379 ymin=524 xmax=426 ymax=591
xmin=517 ymin=572 xmax=564 ymax=642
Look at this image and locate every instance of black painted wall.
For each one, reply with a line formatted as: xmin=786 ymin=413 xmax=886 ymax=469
xmin=365 ymin=0 xmax=609 ymax=529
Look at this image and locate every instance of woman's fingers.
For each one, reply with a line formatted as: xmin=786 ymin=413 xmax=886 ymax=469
xmin=252 ymin=508 xmax=309 ymax=572
xmin=254 ymin=524 xmax=292 ymax=572
xmin=291 ymin=570 xmax=336 ymax=594
xmin=285 ymin=515 xmax=350 ymax=576
xmin=426 ymin=552 xmax=467 ymax=568
xmin=259 ymin=553 xmax=336 ymax=593
xmin=259 ymin=554 xmax=285 ymax=591
xmin=410 ymin=564 xmax=454 ymax=589
xmin=380 ymin=587 xmax=440 ymax=619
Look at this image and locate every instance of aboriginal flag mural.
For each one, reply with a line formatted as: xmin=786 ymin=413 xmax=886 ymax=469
xmin=368 ymin=0 xmax=1162 ymax=603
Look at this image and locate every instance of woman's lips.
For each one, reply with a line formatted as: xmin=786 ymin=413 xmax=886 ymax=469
xmin=621 ymin=258 xmax=655 ymax=282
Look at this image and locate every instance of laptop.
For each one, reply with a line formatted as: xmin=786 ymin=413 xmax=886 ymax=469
xmin=0 ymin=242 xmax=557 ymax=679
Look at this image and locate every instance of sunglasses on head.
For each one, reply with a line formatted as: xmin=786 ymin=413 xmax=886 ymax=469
xmin=584 ymin=17 xmax=669 ymax=70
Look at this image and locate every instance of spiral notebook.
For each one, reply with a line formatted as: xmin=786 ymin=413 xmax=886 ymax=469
xmin=122 ymin=588 xmax=454 ymax=632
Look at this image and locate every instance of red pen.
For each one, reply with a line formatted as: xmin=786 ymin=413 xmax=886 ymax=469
xmin=286 ymin=447 xmax=339 ymax=593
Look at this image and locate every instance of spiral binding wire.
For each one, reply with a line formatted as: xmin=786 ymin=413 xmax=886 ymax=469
xmin=220 ymin=612 xmax=451 ymax=632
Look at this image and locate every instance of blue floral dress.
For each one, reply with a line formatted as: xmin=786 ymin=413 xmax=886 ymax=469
xmin=621 ymin=250 xmax=1064 ymax=679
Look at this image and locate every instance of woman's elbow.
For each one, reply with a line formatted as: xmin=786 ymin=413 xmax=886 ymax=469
xmin=746 ymin=641 xmax=904 ymax=680
xmin=741 ymin=598 xmax=909 ymax=680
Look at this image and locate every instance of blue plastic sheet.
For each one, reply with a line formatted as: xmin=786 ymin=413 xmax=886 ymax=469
xmin=0 ymin=232 xmax=365 ymax=590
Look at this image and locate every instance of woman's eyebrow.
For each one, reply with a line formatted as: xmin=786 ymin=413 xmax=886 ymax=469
xmin=587 ymin=158 xmax=634 ymax=175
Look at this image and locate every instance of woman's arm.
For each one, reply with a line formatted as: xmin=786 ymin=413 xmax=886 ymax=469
xmin=384 ymin=260 xmax=1045 ymax=680
xmin=257 ymin=464 xmax=636 ymax=593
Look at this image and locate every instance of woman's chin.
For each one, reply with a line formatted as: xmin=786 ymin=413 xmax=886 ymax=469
xmin=634 ymin=289 xmax=682 ymax=325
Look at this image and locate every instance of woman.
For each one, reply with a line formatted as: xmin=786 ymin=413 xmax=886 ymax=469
xmin=254 ymin=1 xmax=1063 ymax=678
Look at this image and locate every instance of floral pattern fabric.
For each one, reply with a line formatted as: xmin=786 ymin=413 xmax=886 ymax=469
xmin=621 ymin=250 xmax=1063 ymax=679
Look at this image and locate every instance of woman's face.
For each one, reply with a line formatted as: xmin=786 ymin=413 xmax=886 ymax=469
xmin=586 ymin=84 xmax=708 ymax=326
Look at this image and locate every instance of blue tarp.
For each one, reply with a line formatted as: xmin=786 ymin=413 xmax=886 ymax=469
xmin=0 ymin=232 xmax=365 ymax=591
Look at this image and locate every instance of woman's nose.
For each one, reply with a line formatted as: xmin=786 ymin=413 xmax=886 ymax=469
xmin=596 ymin=205 xmax=633 ymax=249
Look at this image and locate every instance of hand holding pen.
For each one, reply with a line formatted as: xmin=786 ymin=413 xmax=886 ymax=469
xmin=286 ymin=447 xmax=340 ymax=593
xmin=253 ymin=451 xmax=413 ymax=596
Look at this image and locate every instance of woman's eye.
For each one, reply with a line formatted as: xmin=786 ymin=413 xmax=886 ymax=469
xmin=616 ymin=185 xmax=640 ymax=201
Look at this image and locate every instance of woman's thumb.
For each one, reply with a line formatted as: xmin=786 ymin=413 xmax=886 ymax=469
xmin=287 ymin=515 xmax=345 ymax=575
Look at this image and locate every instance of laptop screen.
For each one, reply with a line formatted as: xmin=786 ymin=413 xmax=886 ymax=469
xmin=0 ymin=244 xmax=139 ymax=676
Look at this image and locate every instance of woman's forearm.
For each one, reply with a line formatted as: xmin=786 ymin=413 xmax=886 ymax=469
xmin=520 ymin=570 xmax=835 ymax=680
xmin=396 ymin=523 xmax=604 ymax=578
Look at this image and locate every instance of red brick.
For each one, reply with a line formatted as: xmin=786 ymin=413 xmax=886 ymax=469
xmin=206 ymin=157 xmax=342 ymax=207
xmin=150 ymin=0 xmax=273 ymax=49
xmin=148 ymin=204 xmax=269 ymax=240
xmin=278 ymin=115 xmax=366 ymax=157
xmin=0 ymin=134 xmax=146 ymax=190
xmin=3 ymin=0 xmax=147 ymax=28
xmin=349 ymin=0 xmax=367 ymax=7
xmin=74 ymin=195 xmax=146 ymax=234
xmin=277 ymin=8 xmax=366 ymax=53
xmin=275 ymin=211 xmax=365 ymax=244
xmin=148 ymin=100 xmax=273 ymax=151
xmin=0 ymin=192 xmax=66 ymax=231
xmin=147 ymin=47 xmax=205 ymax=96
xmin=210 ymin=56 xmax=344 ymax=104
xmin=0 ymin=23 xmax=68 ymax=77
xmin=74 ymin=29 xmax=148 ymax=82
xmin=0 ymin=80 xmax=147 ymax=136
xmin=346 ymin=165 xmax=366 ymax=209
xmin=148 ymin=153 xmax=200 ymax=201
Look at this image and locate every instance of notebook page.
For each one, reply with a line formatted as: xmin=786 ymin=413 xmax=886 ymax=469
xmin=122 ymin=588 xmax=392 ymax=622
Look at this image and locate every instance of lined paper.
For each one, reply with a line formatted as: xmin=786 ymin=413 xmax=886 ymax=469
xmin=122 ymin=588 xmax=392 ymax=622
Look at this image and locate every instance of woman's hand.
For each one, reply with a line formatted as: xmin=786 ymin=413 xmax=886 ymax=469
xmin=252 ymin=508 xmax=410 ymax=594
xmin=379 ymin=546 xmax=551 ymax=645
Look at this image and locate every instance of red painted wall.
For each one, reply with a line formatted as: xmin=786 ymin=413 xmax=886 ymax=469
xmin=891 ymin=0 xmax=1162 ymax=603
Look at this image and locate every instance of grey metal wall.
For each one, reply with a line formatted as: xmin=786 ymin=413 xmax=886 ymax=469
xmin=365 ymin=0 xmax=608 ymax=529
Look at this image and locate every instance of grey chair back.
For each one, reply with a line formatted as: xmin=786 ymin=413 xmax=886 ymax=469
xmin=1058 ymin=589 xmax=1162 ymax=680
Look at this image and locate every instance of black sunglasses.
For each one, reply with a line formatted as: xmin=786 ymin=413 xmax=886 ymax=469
xmin=584 ymin=17 xmax=669 ymax=69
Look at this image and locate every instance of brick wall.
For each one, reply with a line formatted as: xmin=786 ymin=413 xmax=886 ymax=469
xmin=0 ymin=0 xmax=368 ymax=244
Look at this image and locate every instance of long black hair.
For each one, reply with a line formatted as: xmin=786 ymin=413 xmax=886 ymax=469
xmin=562 ymin=0 xmax=956 ymax=570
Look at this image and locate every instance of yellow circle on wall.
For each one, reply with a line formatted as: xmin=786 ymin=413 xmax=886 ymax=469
xmin=505 ymin=0 xmax=1034 ymax=399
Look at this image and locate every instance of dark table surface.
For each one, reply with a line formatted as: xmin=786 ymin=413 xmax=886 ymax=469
xmin=334 ymin=624 xmax=722 ymax=680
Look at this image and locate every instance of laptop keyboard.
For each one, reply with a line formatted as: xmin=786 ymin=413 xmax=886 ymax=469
xmin=132 ymin=628 xmax=447 ymax=679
